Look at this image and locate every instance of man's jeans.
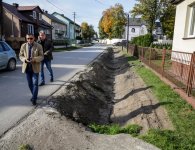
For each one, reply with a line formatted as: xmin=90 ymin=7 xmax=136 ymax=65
xmin=26 ymin=68 xmax=39 ymax=100
xmin=40 ymin=59 xmax=53 ymax=83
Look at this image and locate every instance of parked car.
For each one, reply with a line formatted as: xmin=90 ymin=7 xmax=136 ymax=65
xmin=0 ymin=41 xmax=17 ymax=71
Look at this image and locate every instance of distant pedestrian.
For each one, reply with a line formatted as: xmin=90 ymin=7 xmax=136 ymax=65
xmin=37 ymin=30 xmax=54 ymax=86
xmin=19 ymin=33 xmax=44 ymax=105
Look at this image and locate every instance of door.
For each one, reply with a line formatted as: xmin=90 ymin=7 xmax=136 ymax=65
xmin=0 ymin=42 xmax=8 ymax=69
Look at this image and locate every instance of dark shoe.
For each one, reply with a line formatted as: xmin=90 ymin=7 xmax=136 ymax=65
xmin=32 ymin=100 xmax=37 ymax=106
xmin=39 ymin=82 xmax=45 ymax=86
xmin=50 ymin=78 xmax=53 ymax=82
xmin=30 ymin=98 xmax=37 ymax=106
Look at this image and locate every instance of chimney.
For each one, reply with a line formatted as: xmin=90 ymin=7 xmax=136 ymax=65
xmin=45 ymin=11 xmax=48 ymax=14
xmin=12 ymin=3 xmax=19 ymax=8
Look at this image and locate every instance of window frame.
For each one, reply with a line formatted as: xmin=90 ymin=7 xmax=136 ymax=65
xmin=188 ymin=5 xmax=195 ymax=37
xmin=33 ymin=11 xmax=37 ymax=19
xmin=28 ymin=24 xmax=34 ymax=34
xmin=131 ymin=28 xmax=135 ymax=33
xmin=39 ymin=13 xmax=42 ymax=20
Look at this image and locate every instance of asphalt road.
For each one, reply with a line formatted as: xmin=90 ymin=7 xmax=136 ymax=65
xmin=0 ymin=44 xmax=105 ymax=136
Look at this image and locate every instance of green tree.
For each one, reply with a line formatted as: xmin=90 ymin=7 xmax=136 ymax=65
xmin=160 ymin=0 xmax=176 ymax=39
xmin=81 ymin=22 xmax=95 ymax=42
xmin=131 ymin=0 xmax=160 ymax=34
xmin=99 ymin=3 xmax=127 ymax=39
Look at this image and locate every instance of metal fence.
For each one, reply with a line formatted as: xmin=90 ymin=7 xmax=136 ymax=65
xmin=128 ymin=44 xmax=195 ymax=96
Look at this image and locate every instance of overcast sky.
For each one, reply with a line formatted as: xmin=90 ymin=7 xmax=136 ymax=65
xmin=4 ymin=0 xmax=136 ymax=32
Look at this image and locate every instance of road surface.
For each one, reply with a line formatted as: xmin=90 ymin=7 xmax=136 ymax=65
xmin=0 ymin=44 xmax=105 ymax=136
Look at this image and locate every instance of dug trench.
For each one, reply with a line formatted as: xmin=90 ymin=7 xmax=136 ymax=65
xmin=49 ymin=47 xmax=173 ymax=132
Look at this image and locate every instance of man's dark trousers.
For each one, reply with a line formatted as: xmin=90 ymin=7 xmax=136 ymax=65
xmin=40 ymin=58 xmax=53 ymax=84
xmin=26 ymin=66 xmax=39 ymax=101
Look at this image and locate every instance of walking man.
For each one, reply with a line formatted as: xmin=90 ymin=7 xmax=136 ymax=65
xmin=37 ymin=30 xmax=54 ymax=86
xmin=19 ymin=33 xmax=43 ymax=105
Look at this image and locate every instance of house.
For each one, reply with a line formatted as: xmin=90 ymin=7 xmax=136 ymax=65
xmin=42 ymin=11 xmax=67 ymax=40
xmin=124 ymin=18 xmax=148 ymax=41
xmin=52 ymin=12 xmax=81 ymax=41
xmin=171 ymin=0 xmax=194 ymax=53
xmin=153 ymin=20 xmax=163 ymax=40
xmin=2 ymin=2 xmax=52 ymax=49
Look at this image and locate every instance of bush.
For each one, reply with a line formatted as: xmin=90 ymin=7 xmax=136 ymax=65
xmin=150 ymin=43 xmax=172 ymax=50
xmin=131 ymin=34 xmax=153 ymax=47
xmin=53 ymin=39 xmax=70 ymax=46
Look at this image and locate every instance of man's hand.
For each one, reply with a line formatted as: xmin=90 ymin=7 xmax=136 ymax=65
xmin=31 ymin=58 xmax=36 ymax=63
xmin=25 ymin=59 xmax=31 ymax=64
xmin=44 ymin=51 xmax=48 ymax=55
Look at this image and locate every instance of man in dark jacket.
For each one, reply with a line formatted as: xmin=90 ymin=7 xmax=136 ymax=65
xmin=37 ymin=30 xmax=54 ymax=86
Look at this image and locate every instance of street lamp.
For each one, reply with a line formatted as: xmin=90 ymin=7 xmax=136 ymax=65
xmin=126 ymin=13 xmax=130 ymax=53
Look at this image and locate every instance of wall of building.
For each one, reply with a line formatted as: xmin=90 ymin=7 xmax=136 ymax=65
xmin=53 ymin=14 xmax=70 ymax=39
xmin=51 ymin=22 xmax=67 ymax=40
xmin=124 ymin=25 xmax=147 ymax=41
xmin=3 ymin=9 xmax=20 ymax=38
xmin=172 ymin=0 xmax=195 ymax=52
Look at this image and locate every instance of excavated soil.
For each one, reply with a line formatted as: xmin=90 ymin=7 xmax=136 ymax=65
xmin=50 ymin=47 xmax=173 ymax=132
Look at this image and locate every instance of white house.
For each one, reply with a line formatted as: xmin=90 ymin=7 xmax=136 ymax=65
xmin=171 ymin=0 xmax=195 ymax=52
xmin=124 ymin=18 xmax=148 ymax=41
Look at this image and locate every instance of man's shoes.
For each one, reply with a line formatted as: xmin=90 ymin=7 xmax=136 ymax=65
xmin=50 ymin=78 xmax=53 ymax=82
xmin=39 ymin=82 xmax=45 ymax=86
xmin=30 ymin=98 xmax=37 ymax=106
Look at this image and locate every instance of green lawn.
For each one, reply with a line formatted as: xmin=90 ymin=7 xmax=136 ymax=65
xmin=89 ymin=54 xmax=195 ymax=150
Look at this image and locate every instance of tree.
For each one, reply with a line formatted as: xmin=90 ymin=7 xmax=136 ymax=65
xmin=98 ymin=17 xmax=108 ymax=39
xmin=131 ymin=0 xmax=160 ymax=34
xmin=131 ymin=0 xmax=176 ymax=39
xmin=81 ymin=22 xmax=95 ymax=42
xmin=160 ymin=0 xmax=176 ymax=39
xmin=99 ymin=3 xmax=127 ymax=39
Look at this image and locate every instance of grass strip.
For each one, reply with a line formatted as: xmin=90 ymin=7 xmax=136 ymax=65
xmin=128 ymin=55 xmax=195 ymax=150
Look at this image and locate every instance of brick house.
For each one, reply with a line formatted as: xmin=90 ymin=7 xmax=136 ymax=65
xmin=2 ymin=2 xmax=52 ymax=49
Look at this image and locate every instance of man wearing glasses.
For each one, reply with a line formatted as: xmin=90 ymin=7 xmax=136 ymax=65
xmin=19 ymin=33 xmax=43 ymax=105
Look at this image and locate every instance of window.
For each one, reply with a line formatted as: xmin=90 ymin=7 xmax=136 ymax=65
xmin=28 ymin=24 xmax=34 ymax=34
xmin=39 ymin=13 xmax=42 ymax=20
xmin=33 ymin=11 xmax=36 ymax=19
xmin=189 ymin=6 xmax=195 ymax=36
xmin=131 ymin=28 xmax=135 ymax=33
xmin=1 ymin=42 xmax=10 ymax=51
xmin=0 ymin=43 xmax=4 ymax=52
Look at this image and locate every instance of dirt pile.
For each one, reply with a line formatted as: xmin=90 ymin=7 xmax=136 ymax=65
xmin=50 ymin=48 xmax=131 ymax=125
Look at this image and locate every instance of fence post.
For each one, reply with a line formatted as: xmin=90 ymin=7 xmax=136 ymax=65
xmin=161 ymin=49 xmax=166 ymax=76
xmin=186 ymin=52 xmax=195 ymax=96
xmin=149 ymin=48 xmax=152 ymax=65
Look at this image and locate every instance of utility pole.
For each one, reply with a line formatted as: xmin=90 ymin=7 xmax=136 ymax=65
xmin=73 ymin=12 xmax=76 ymax=45
xmin=126 ymin=13 xmax=129 ymax=53
xmin=0 ymin=0 xmax=3 ymax=40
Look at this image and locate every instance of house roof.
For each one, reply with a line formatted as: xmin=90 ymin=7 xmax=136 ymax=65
xmin=40 ymin=19 xmax=53 ymax=28
xmin=52 ymin=12 xmax=80 ymax=27
xmin=17 ymin=5 xmax=43 ymax=13
xmin=129 ymin=18 xmax=146 ymax=26
xmin=2 ymin=2 xmax=33 ymax=23
xmin=170 ymin=0 xmax=184 ymax=4
xmin=43 ymin=12 xmax=67 ymax=26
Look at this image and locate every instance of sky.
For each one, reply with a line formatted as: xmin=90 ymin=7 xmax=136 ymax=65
xmin=4 ymin=0 xmax=136 ymax=33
